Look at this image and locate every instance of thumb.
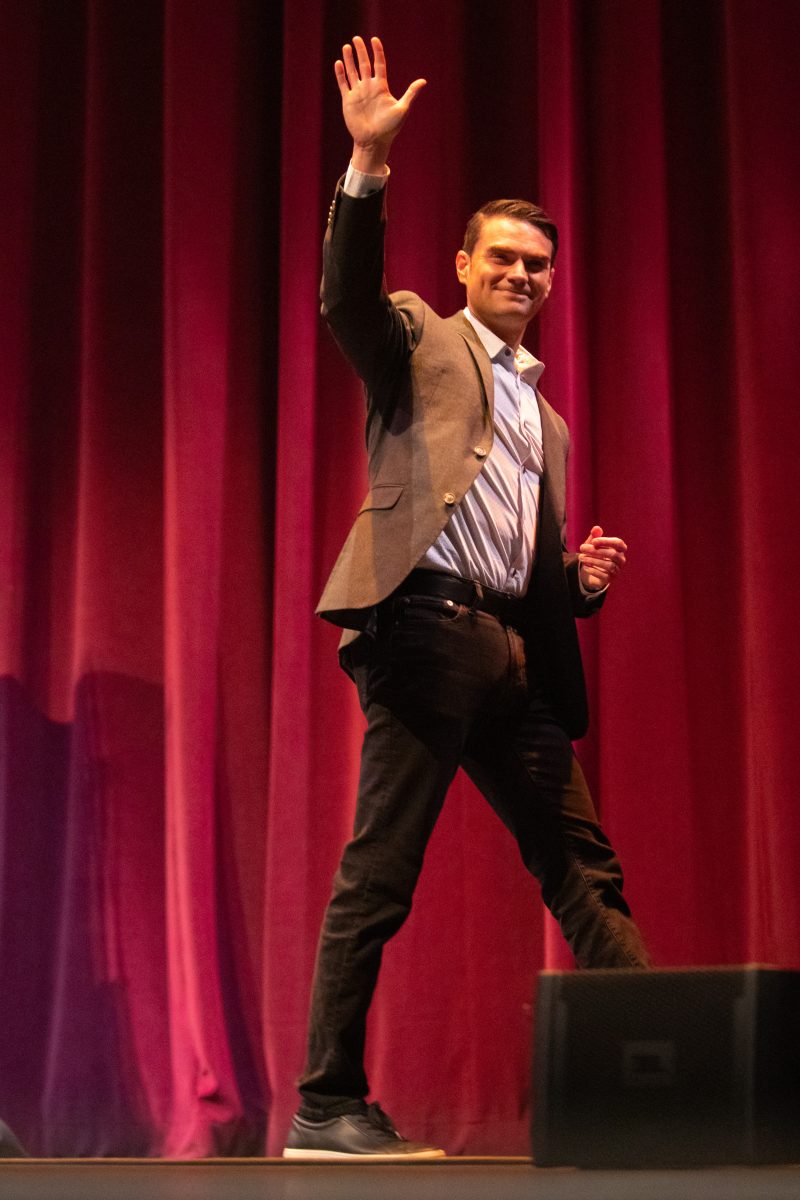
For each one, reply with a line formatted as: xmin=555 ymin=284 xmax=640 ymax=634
xmin=588 ymin=525 xmax=603 ymax=542
xmin=399 ymin=78 xmax=427 ymax=109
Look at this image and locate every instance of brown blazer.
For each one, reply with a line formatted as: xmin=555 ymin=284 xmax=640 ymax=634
xmin=316 ymin=181 xmax=602 ymax=738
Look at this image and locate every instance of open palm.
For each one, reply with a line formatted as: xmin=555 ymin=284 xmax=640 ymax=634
xmin=335 ymin=36 xmax=426 ymax=152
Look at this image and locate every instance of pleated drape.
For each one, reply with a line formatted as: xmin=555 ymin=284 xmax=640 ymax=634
xmin=1 ymin=0 xmax=798 ymax=1157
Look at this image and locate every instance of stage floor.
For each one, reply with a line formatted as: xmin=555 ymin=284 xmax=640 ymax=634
xmin=2 ymin=1159 xmax=800 ymax=1200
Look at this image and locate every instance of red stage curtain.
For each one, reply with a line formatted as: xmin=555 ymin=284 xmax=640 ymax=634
xmin=1 ymin=0 xmax=798 ymax=1158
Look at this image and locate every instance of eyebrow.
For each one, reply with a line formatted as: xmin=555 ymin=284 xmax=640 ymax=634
xmin=486 ymin=244 xmax=552 ymax=265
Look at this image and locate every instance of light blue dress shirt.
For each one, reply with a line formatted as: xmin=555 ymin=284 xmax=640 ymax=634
xmin=417 ymin=311 xmax=544 ymax=596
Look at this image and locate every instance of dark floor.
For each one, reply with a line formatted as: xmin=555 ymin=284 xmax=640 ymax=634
xmin=2 ymin=1160 xmax=800 ymax=1200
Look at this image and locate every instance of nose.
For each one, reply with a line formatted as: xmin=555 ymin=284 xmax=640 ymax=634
xmin=506 ymin=257 xmax=528 ymax=287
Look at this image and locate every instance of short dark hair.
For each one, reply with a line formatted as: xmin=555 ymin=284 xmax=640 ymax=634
xmin=462 ymin=199 xmax=558 ymax=264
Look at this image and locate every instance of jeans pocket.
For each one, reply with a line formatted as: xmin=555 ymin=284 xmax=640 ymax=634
xmin=392 ymin=595 xmax=466 ymax=625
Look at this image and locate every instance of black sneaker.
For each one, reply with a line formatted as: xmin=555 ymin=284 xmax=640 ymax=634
xmin=282 ymin=1102 xmax=445 ymax=1160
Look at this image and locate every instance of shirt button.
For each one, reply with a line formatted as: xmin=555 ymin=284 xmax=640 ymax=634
xmin=443 ymin=491 xmax=456 ymax=506
xmin=474 ymin=445 xmax=488 ymax=458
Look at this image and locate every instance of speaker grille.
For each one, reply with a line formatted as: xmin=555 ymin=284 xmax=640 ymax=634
xmin=532 ymin=966 xmax=800 ymax=1167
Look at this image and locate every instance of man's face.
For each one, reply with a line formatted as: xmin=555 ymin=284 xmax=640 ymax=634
xmin=455 ymin=215 xmax=555 ymax=345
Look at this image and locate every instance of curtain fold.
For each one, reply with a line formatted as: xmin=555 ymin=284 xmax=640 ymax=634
xmin=1 ymin=0 xmax=798 ymax=1158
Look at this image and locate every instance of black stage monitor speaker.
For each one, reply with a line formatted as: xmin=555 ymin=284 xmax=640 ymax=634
xmin=532 ymin=965 xmax=800 ymax=1168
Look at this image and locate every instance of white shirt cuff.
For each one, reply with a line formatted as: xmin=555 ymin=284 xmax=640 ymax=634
xmin=578 ymin=576 xmax=608 ymax=599
xmin=343 ymin=162 xmax=390 ymax=197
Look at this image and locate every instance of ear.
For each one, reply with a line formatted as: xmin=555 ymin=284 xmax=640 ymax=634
xmin=544 ymin=265 xmax=555 ymax=299
xmin=455 ymin=249 xmax=469 ymax=285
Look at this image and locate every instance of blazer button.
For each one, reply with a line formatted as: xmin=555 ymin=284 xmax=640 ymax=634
xmin=443 ymin=491 xmax=456 ymax=506
xmin=473 ymin=445 xmax=488 ymax=458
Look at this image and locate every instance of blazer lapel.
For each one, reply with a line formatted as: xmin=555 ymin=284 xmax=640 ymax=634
xmin=537 ymin=397 xmax=566 ymax=534
xmin=447 ymin=311 xmax=494 ymax=421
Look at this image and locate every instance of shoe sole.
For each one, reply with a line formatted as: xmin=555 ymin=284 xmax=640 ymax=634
xmin=282 ymin=1148 xmax=446 ymax=1161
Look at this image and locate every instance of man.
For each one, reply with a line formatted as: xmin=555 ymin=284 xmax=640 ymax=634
xmin=283 ymin=36 xmax=649 ymax=1161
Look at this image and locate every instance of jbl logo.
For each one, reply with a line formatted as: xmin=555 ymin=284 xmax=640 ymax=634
xmin=623 ymin=1040 xmax=676 ymax=1087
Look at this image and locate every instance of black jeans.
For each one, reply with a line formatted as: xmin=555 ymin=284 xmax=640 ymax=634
xmin=298 ymin=593 xmax=649 ymax=1115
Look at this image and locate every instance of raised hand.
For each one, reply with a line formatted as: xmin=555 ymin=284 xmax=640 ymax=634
xmin=335 ymin=36 xmax=426 ymax=174
xmin=578 ymin=525 xmax=628 ymax=592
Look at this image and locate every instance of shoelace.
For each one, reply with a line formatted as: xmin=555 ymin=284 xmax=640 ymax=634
xmin=361 ymin=1102 xmax=401 ymax=1139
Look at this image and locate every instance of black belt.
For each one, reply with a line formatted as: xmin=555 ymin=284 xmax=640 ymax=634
xmin=393 ymin=569 xmax=526 ymax=628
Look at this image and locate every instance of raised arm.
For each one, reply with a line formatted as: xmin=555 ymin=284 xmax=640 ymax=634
xmin=322 ymin=37 xmax=427 ymax=394
xmin=335 ymin=36 xmax=426 ymax=174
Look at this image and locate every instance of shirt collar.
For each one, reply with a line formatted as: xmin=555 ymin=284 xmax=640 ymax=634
xmin=463 ymin=308 xmax=545 ymax=386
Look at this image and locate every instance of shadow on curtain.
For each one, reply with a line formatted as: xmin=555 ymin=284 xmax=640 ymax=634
xmin=0 ymin=0 xmax=798 ymax=1157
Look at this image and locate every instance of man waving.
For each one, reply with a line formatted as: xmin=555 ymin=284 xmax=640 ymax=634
xmin=284 ymin=36 xmax=649 ymax=1161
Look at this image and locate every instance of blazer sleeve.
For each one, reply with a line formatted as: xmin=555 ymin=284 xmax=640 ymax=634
xmin=542 ymin=407 xmax=605 ymax=619
xmin=565 ymin=553 xmax=606 ymax=617
xmin=321 ymin=180 xmax=416 ymax=396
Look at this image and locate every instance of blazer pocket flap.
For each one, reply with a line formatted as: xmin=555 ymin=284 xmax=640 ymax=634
xmin=358 ymin=484 xmax=404 ymax=514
